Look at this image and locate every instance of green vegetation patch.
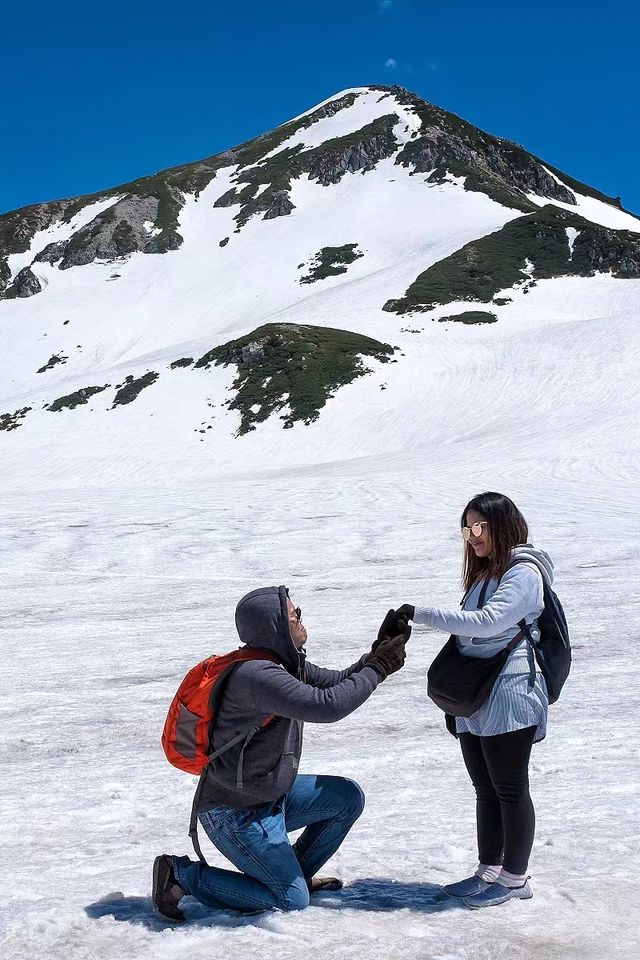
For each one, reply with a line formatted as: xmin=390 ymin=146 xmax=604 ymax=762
xmin=384 ymin=205 xmax=640 ymax=313
xmin=438 ymin=311 xmax=497 ymax=324
xmin=46 ymin=385 xmax=110 ymax=412
xmin=0 ymin=407 xmax=32 ymax=431
xmin=194 ymin=323 xmax=394 ymax=435
xmin=112 ymin=372 xmax=159 ymax=407
xmin=300 ymin=244 xmax=363 ymax=283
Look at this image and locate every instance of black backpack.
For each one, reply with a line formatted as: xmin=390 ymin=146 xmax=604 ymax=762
xmin=509 ymin=559 xmax=571 ymax=703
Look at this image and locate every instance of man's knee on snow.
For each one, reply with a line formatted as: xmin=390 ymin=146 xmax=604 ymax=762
xmin=277 ymin=880 xmax=310 ymax=912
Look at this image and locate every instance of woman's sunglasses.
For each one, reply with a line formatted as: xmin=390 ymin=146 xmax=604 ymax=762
xmin=461 ymin=521 xmax=489 ymax=541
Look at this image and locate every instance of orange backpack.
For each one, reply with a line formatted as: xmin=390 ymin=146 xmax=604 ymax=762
xmin=162 ymin=647 xmax=280 ymax=862
xmin=161 ymin=648 xmax=279 ymax=775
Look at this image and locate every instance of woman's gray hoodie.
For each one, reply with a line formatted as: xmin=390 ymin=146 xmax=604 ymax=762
xmin=414 ymin=545 xmax=554 ymax=671
xmin=198 ymin=585 xmax=380 ymax=811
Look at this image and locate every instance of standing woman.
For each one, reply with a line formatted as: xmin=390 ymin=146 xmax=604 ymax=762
xmin=398 ymin=492 xmax=554 ymax=908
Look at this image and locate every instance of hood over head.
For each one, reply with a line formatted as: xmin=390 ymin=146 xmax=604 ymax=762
xmin=235 ymin=585 xmax=304 ymax=674
xmin=511 ymin=544 xmax=554 ymax=586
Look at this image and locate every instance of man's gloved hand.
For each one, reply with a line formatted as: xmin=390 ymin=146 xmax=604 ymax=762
xmin=367 ymin=634 xmax=407 ymax=681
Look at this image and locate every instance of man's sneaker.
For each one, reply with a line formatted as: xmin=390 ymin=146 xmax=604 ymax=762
xmin=464 ymin=879 xmax=533 ymax=909
xmin=443 ymin=875 xmax=492 ymax=898
xmin=152 ymin=855 xmax=186 ymax=922
xmin=307 ymin=876 xmax=344 ymax=893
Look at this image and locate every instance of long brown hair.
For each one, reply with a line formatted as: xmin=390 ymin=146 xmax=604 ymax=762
xmin=461 ymin=492 xmax=529 ymax=593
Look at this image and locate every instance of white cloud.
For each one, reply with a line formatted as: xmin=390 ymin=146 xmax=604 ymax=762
xmin=385 ymin=57 xmax=398 ymax=70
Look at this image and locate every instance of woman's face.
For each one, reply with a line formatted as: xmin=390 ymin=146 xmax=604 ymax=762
xmin=465 ymin=509 xmax=492 ymax=558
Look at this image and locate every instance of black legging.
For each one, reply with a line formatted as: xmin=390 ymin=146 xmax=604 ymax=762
xmin=459 ymin=726 xmax=536 ymax=875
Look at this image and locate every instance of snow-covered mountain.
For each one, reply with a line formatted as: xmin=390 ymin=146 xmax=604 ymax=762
xmin=3 ymin=86 xmax=640 ymax=960
xmin=1 ymin=82 xmax=639 ymax=490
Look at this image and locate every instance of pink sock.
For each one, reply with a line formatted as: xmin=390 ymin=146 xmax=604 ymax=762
xmin=475 ymin=863 xmax=502 ymax=883
xmin=496 ymin=869 xmax=528 ymax=888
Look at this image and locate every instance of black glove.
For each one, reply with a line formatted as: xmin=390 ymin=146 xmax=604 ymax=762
xmin=372 ymin=609 xmax=411 ymax=653
xmin=396 ymin=603 xmax=415 ymax=621
xmin=367 ymin=634 xmax=407 ymax=681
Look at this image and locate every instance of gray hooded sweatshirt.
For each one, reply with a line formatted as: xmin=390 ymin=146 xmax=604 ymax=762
xmin=414 ymin=545 xmax=555 ymax=673
xmin=198 ymin=585 xmax=380 ymax=811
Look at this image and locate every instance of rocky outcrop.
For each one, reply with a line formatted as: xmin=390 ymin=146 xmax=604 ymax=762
xmin=0 ymin=199 xmax=77 ymax=258
xmin=305 ymin=116 xmax=398 ymax=186
xmin=59 ymin=195 xmax=161 ymax=269
xmin=37 ymin=354 xmax=68 ymax=374
xmin=46 ymin=385 xmax=110 ymax=412
xmin=112 ymin=372 xmax=159 ymax=407
xmin=0 ymin=258 xmax=10 ymax=293
xmin=0 ymin=407 xmax=32 ymax=431
xmin=263 ymin=191 xmax=296 ymax=219
xmin=34 ymin=240 xmax=67 ymax=264
xmin=3 ymin=267 xmax=42 ymax=299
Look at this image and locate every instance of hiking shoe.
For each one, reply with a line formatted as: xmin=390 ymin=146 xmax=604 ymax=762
xmin=444 ymin=875 xmax=492 ymax=898
xmin=307 ymin=876 xmax=344 ymax=893
xmin=152 ymin=855 xmax=186 ymax=922
xmin=464 ymin=879 xmax=532 ymax=909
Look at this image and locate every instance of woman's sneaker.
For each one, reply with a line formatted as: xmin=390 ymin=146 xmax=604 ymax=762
xmin=463 ymin=879 xmax=532 ymax=909
xmin=152 ymin=855 xmax=186 ymax=922
xmin=444 ymin=875 xmax=492 ymax=898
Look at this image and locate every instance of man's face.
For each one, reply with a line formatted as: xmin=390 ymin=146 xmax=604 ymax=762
xmin=287 ymin=597 xmax=307 ymax=649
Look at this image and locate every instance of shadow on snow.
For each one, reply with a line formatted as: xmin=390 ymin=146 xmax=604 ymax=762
xmin=85 ymin=878 xmax=459 ymax=930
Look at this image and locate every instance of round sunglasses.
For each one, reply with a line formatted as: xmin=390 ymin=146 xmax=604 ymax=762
xmin=461 ymin=521 xmax=489 ymax=541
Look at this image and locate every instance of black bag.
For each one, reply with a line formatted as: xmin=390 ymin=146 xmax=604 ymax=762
xmin=428 ymin=633 xmax=525 ymax=717
xmin=427 ymin=579 xmax=525 ymax=718
xmin=510 ymin=560 xmax=571 ymax=704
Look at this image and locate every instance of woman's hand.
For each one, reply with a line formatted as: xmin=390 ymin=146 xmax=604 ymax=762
xmin=396 ymin=603 xmax=415 ymax=622
xmin=371 ymin=609 xmax=411 ymax=654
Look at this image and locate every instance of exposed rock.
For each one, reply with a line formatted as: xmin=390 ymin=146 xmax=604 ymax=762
xmin=34 ymin=240 xmax=68 ymax=264
xmin=169 ymin=357 xmax=194 ymax=369
xmin=0 ymin=258 xmax=10 ymax=293
xmin=219 ymin=237 xmax=230 ymax=247
xmin=240 ymin=342 xmax=267 ymax=367
xmin=263 ymin=191 xmax=296 ymax=219
xmin=46 ymin=385 xmax=110 ymax=412
xmin=214 ymin=188 xmax=241 ymax=208
xmin=306 ymin=119 xmax=398 ymax=186
xmin=0 ymin=407 xmax=32 ymax=431
xmin=45 ymin=383 xmax=110 ymax=413
xmin=143 ymin=229 xmax=183 ymax=254
xmin=0 ymin=198 xmax=78 ymax=258
xmin=3 ymin=267 xmax=42 ymax=299
xmin=59 ymin=195 xmax=161 ymax=269
xmin=112 ymin=372 xmax=159 ymax=407
xmin=37 ymin=353 xmax=68 ymax=374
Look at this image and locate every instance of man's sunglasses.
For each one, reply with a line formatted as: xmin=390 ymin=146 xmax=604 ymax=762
xmin=290 ymin=606 xmax=302 ymax=623
xmin=461 ymin=521 xmax=489 ymax=541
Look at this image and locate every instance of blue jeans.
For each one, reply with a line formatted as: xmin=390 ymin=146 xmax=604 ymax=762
xmin=173 ymin=774 xmax=365 ymax=913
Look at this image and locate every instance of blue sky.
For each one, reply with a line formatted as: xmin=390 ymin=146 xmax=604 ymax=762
xmin=2 ymin=0 xmax=639 ymax=215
